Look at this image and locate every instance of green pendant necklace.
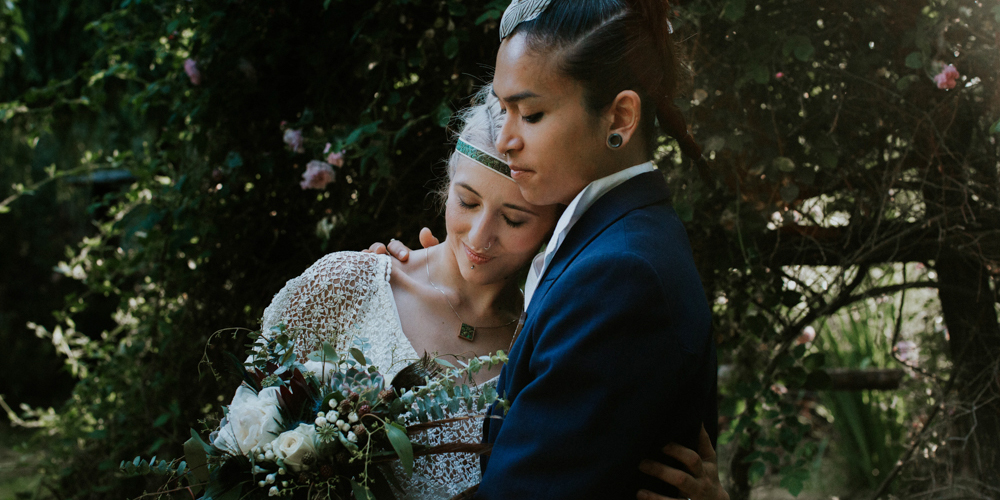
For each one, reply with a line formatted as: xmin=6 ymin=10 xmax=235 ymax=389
xmin=425 ymin=247 xmax=520 ymax=342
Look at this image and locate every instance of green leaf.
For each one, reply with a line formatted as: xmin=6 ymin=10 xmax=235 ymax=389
xmin=780 ymin=471 xmax=807 ymax=496
xmin=184 ymin=436 xmax=210 ymax=486
xmin=783 ymin=36 xmax=815 ymax=62
xmin=443 ymin=36 xmax=460 ymax=59
xmin=448 ymin=2 xmax=468 ymax=16
xmin=896 ymin=74 xmax=919 ymax=92
xmin=780 ymin=184 xmax=800 ymax=204
xmin=722 ymin=0 xmax=746 ymax=22
xmin=748 ymin=460 xmax=767 ymax=484
xmin=351 ymin=480 xmax=375 ymax=500
xmin=152 ymin=413 xmax=170 ymax=428
xmin=990 ymin=119 xmax=1000 ymax=135
xmin=773 ymin=157 xmax=796 ymax=172
xmin=385 ymin=423 xmax=414 ymax=476
xmin=435 ymin=103 xmax=452 ymax=128
xmin=433 ymin=358 xmax=455 ymax=368
xmin=349 ymin=347 xmax=367 ymax=366
xmin=904 ymin=51 xmax=924 ymax=69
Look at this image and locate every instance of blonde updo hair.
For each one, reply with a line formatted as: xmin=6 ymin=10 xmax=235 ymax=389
xmin=435 ymin=86 xmax=506 ymax=210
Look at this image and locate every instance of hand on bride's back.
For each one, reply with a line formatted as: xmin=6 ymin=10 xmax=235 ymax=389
xmin=362 ymin=227 xmax=440 ymax=262
xmin=638 ymin=425 xmax=729 ymax=500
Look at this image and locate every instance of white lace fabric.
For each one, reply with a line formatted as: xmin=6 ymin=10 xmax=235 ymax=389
xmin=261 ymin=251 xmax=487 ymax=499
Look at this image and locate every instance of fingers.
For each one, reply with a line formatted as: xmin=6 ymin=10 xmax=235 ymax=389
xmin=418 ymin=227 xmax=440 ymax=249
xmin=697 ymin=424 xmax=718 ymax=464
xmin=661 ymin=442 xmax=705 ymax=479
xmin=367 ymin=242 xmax=387 ymax=254
xmin=385 ymin=239 xmax=411 ymax=262
xmin=639 ymin=460 xmax=697 ymax=497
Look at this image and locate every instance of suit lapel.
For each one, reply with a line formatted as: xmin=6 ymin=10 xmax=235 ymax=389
xmin=525 ymin=171 xmax=672 ymax=312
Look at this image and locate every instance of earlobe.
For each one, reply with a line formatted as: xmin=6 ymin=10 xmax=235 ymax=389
xmin=608 ymin=90 xmax=642 ymax=149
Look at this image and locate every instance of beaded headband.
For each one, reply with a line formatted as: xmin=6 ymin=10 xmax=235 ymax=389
xmin=456 ymin=137 xmax=512 ymax=179
xmin=499 ymin=0 xmax=552 ymax=41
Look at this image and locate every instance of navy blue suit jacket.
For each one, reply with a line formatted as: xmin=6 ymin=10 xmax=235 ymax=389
xmin=478 ymin=171 xmax=716 ymax=499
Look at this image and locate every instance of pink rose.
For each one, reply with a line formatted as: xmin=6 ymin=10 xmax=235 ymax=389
xmin=933 ymin=64 xmax=959 ymax=90
xmin=796 ymin=326 xmax=816 ymax=345
xmin=300 ymin=160 xmax=335 ymax=190
xmin=184 ymin=58 xmax=201 ymax=85
xmin=283 ymin=129 xmax=304 ymax=153
xmin=325 ymin=150 xmax=345 ymax=168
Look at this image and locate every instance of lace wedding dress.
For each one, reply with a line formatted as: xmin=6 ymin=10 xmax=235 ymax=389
xmin=261 ymin=251 xmax=486 ymax=499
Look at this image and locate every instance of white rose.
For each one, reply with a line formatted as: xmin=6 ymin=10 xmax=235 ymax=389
xmin=273 ymin=423 xmax=318 ymax=472
xmin=212 ymin=385 xmax=284 ymax=455
xmin=302 ymin=360 xmax=337 ymax=383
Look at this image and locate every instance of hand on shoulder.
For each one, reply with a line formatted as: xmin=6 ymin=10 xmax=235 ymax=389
xmin=362 ymin=227 xmax=440 ymax=262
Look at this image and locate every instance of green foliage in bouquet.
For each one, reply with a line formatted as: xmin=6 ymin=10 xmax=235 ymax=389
xmin=121 ymin=325 xmax=506 ymax=500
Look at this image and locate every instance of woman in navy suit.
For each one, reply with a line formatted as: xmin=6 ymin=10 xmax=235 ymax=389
xmin=478 ymin=1 xmax=718 ymax=498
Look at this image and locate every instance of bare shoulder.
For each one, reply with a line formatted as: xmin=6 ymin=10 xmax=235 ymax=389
xmin=388 ymin=248 xmax=429 ymax=289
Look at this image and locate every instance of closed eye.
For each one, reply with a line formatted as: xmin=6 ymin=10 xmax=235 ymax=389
xmin=502 ymin=214 xmax=525 ymax=228
xmin=458 ymin=198 xmax=478 ymax=209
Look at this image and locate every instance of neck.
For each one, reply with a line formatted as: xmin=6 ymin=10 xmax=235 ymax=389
xmin=426 ymin=241 xmax=521 ymax=323
xmin=591 ymin=142 xmax=650 ymax=182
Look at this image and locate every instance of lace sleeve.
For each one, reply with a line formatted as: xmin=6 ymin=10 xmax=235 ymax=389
xmin=260 ymin=252 xmax=393 ymax=361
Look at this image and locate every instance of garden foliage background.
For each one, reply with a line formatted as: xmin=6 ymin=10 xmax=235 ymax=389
xmin=0 ymin=0 xmax=998 ymax=498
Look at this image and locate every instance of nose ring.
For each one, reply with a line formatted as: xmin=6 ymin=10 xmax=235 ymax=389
xmin=485 ymin=241 xmax=493 ymax=251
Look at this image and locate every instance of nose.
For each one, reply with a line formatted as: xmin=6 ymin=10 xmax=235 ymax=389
xmin=467 ymin=211 xmax=498 ymax=252
xmin=496 ymin=115 xmax=523 ymax=158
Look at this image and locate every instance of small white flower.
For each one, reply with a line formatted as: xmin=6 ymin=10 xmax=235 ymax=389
xmin=315 ymin=417 xmax=328 ymax=427
xmin=253 ymin=465 xmax=266 ymax=474
xmin=348 ymin=412 xmax=359 ymax=423
xmin=317 ymin=411 xmax=325 ymax=418
xmin=279 ymin=467 xmax=286 ymax=475
xmin=257 ymin=453 xmax=266 ymax=461
xmin=347 ymin=431 xmax=358 ymax=443
xmin=339 ymin=421 xmax=351 ymax=432
xmin=282 ymin=481 xmax=289 ymax=487
xmin=265 ymin=450 xmax=275 ymax=461
xmin=328 ymin=399 xmax=337 ymax=409
xmin=258 ymin=480 xmax=266 ymax=487
xmin=266 ymin=473 xmax=276 ymax=484
xmin=269 ymin=486 xmax=280 ymax=497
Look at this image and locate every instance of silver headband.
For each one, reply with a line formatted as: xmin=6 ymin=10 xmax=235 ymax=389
xmin=456 ymin=138 xmax=512 ymax=179
xmin=499 ymin=0 xmax=552 ymax=41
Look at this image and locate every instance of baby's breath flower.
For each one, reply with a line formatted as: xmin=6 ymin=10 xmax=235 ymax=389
xmin=268 ymin=486 xmax=280 ymax=497
xmin=347 ymin=431 xmax=358 ymax=443
xmin=348 ymin=412 xmax=359 ymax=423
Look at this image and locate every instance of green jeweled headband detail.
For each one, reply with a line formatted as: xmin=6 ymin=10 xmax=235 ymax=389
xmin=456 ymin=137 xmax=512 ymax=179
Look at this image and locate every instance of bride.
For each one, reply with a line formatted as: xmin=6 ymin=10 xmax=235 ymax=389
xmin=261 ymin=89 xmax=725 ymax=499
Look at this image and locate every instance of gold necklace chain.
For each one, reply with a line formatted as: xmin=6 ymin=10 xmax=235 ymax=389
xmin=425 ymin=246 xmax=521 ymax=341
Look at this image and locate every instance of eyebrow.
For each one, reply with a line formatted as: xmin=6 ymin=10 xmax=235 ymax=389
xmin=458 ymin=182 xmax=539 ymax=216
xmin=491 ymin=88 xmax=541 ymax=104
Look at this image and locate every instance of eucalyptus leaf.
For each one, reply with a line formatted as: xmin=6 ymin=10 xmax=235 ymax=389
xmin=385 ymin=422 xmax=414 ymax=476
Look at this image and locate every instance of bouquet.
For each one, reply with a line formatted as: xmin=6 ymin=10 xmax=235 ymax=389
xmin=121 ymin=325 xmax=507 ymax=499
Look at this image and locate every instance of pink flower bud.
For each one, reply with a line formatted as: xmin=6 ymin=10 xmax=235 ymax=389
xmin=796 ymin=326 xmax=816 ymax=345
xmin=325 ymin=150 xmax=345 ymax=168
xmin=283 ymin=129 xmax=304 ymax=154
xmin=300 ymin=160 xmax=335 ymax=190
xmin=775 ymin=72 xmax=784 ymax=79
xmin=184 ymin=58 xmax=202 ymax=85
xmin=933 ymin=64 xmax=959 ymax=90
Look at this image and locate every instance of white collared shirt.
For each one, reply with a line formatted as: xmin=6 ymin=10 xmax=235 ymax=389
xmin=523 ymin=161 xmax=656 ymax=307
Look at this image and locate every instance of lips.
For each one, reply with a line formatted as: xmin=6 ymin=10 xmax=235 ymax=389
xmin=464 ymin=243 xmax=492 ymax=265
xmin=508 ymin=164 xmax=533 ymax=180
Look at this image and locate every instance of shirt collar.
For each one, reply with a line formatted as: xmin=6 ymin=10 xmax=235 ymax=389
xmin=524 ymin=161 xmax=656 ymax=306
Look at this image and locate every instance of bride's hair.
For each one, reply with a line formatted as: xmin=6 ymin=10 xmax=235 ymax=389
xmin=508 ymin=0 xmax=705 ymax=167
xmin=434 ymin=86 xmax=506 ymax=209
